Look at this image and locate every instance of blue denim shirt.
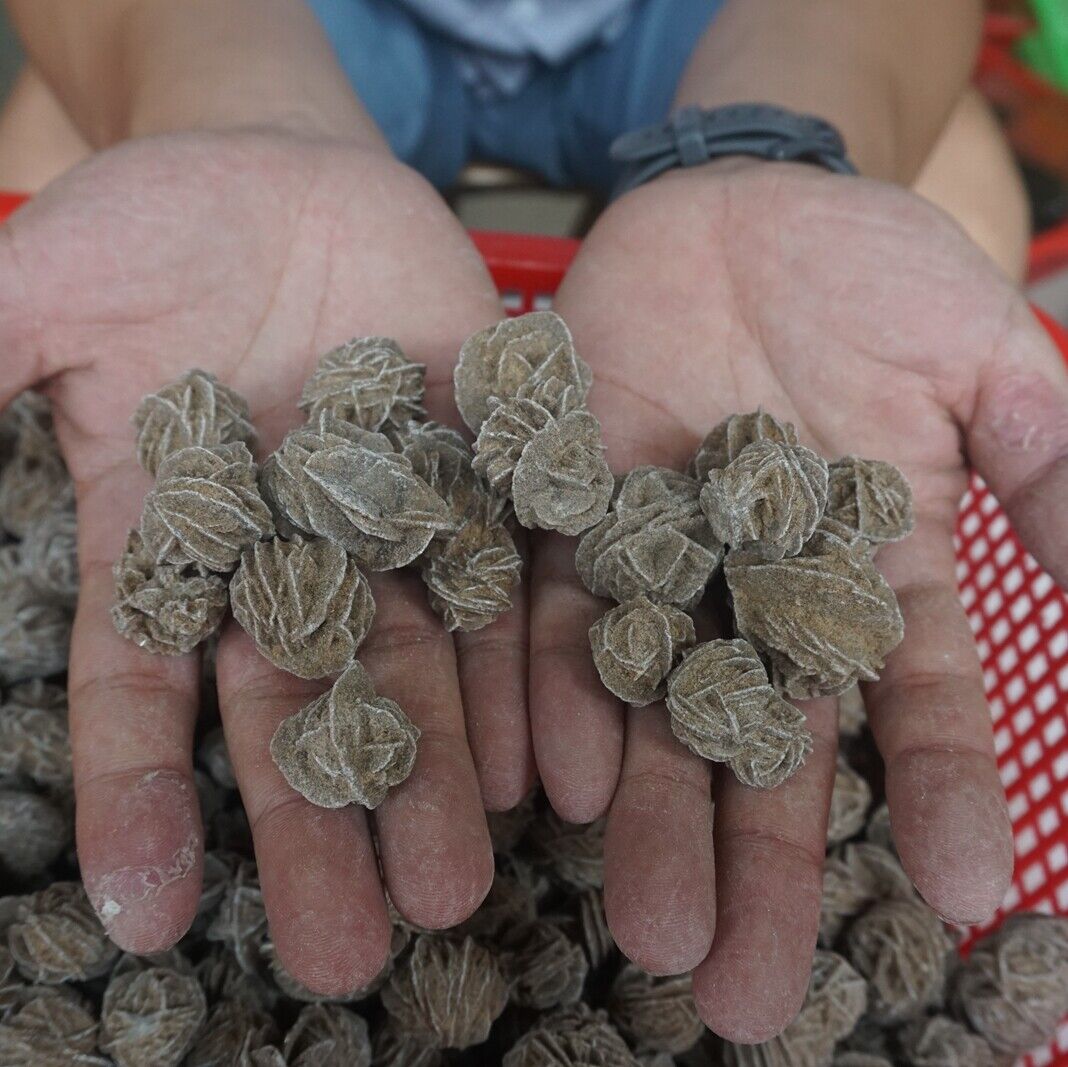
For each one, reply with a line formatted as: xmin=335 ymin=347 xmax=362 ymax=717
xmin=306 ymin=0 xmax=723 ymax=188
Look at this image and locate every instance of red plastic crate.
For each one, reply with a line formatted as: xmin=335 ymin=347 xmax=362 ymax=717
xmin=3 ymin=195 xmax=1066 ymax=1063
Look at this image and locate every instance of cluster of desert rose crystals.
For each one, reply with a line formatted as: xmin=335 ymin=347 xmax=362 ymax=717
xmin=112 ymin=314 xmax=617 ymax=811
xmin=581 ymin=406 xmax=914 ymax=789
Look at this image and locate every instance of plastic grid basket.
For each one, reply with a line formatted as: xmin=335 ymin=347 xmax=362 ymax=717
xmin=470 ymin=229 xmax=1068 ymax=1067
xmin=0 ymin=193 xmax=1065 ymax=1061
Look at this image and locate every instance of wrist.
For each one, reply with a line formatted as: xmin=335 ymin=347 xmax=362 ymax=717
xmin=117 ymin=0 xmax=387 ymax=151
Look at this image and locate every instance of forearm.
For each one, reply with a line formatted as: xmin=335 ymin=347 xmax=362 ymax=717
xmin=7 ymin=0 xmax=384 ymax=149
xmin=674 ymin=0 xmax=983 ymax=182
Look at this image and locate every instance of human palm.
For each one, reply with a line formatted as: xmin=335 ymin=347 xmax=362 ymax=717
xmin=540 ymin=162 xmax=1068 ymax=1040
xmin=0 ymin=131 xmax=536 ymax=992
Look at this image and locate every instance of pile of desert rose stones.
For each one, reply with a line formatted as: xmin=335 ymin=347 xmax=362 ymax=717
xmin=114 ymin=311 xmax=912 ymax=802
xmin=0 ymin=312 xmax=1062 ymax=1065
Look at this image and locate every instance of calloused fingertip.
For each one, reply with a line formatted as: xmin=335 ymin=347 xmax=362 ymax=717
xmin=888 ymin=747 xmax=1014 ymax=924
xmin=692 ymin=946 xmax=808 ymax=1046
xmin=79 ymin=768 xmax=204 ymax=956
xmin=271 ymin=906 xmax=393 ymax=997
xmin=477 ymin=765 xmax=539 ymax=814
xmin=387 ymin=839 xmax=495 ymax=931
xmin=606 ymin=906 xmax=714 ymax=977
xmin=541 ymin=771 xmax=617 ymax=826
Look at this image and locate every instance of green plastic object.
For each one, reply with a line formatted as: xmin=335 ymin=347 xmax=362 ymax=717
xmin=1018 ymin=0 xmax=1068 ymax=91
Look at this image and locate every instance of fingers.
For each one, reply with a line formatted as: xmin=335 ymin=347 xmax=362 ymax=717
xmin=603 ymin=706 xmax=715 ymax=975
xmin=529 ymin=533 xmax=625 ymax=823
xmin=693 ymin=697 xmax=837 ymax=1044
xmin=70 ymin=466 xmax=204 ymax=954
xmin=454 ymin=535 xmax=535 ymax=812
xmin=967 ymin=301 xmax=1068 ymax=588
xmin=215 ymin=627 xmax=392 ymax=994
xmin=864 ymin=515 xmax=1013 ymax=923
xmin=362 ymin=569 xmax=495 ymax=929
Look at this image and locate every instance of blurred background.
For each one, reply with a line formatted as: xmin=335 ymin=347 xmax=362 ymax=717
xmin=2 ymin=2 xmax=1068 ymax=298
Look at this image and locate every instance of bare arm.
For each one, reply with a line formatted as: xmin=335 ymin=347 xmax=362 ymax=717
xmin=7 ymin=0 xmax=384 ymax=147
xmin=673 ymin=0 xmax=983 ymax=181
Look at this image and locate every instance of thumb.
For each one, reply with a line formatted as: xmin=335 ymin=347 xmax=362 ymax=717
xmin=965 ymin=297 xmax=1068 ymax=590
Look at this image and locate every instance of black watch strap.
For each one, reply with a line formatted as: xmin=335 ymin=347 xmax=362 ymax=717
xmin=610 ymin=103 xmax=857 ymax=195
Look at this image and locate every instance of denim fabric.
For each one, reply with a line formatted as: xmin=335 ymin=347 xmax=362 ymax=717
xmin=304 ymin=0 xmax=724 ymax=189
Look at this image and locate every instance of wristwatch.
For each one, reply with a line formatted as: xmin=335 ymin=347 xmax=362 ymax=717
xmin=609 ymin=103 xmax=857 ymax=196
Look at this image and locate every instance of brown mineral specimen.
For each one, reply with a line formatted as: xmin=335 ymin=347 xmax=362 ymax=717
xmin=474 ymin=393 xmax=613 ymax=536
xmin=99 ymin=955 xmax=208 ymax=1067
xmin=455 ymin=871 xmax=537 ymax=943
xmin=261 ymin=419 xmax=452 ymax=570
xmin=112 ymin=529 xmax=228 ymax=655
xmin=230 ymin=537 xmax=375 ymax=678
xmin=847 ymin=898 xmax=952 ymax=1023
xmin=502 ymin=1003 xmax=640 ymax=1067
xmin=726 ymin=519 xmax=904 ymax=699
xmin=198 ymin=726 xmax=238 ymax=790
xmin=421 ymin=508 xmax=522 ymax=631
xmin=0 ymin=400 xmax=73 ymax=539
xmin=0 ymin=681 xmax=71 ymax=789
xmin=283 ymin=1003 xmax=372 ymax=1067
xmin=0 ymin=791 xmax=69 ymax=879
xmin=900 ymin=1015 xmax=999 ymax=1067
xmin=372 ymin=1022 xmax=444 ymax=1067
xmin=7 ymin=882 xmax=119 ymax=983
xmin=20 ymin=508 xmax=78 ymax=606
xmin=803 ymin=951 xmax=869 ymax=1045
xmin=0 ymin=577 xmax=71 ymax=683
xmin=834 ymin=1056 xmax=893 ymax=1067
xmin=577 ymin=889 xmax=615 ymax=969
xmin=590 ymin=595 xmax=695 ymax=706
xmin=454 ymin=311 xmax=592 ymax=434
xmin=486 ymin=791 xmax=537 ymax=854
xmin=193 ymin=947 xmax=273 ymax=1013
xmin=950 ymin=913 xmax=1068 ymax=1056
xmin=0 ymin=990 xmax=109 ymax=1067
xmin=827 ymin=759 xmax=872 ymax=847
xmin=205 ymin=862 xmax=268 ymax=976
xmin=140 ymin=443 xmax=274 ymax=573
xmin=381 ymin=934 xmax=509 ymax=1050
xmin=133 ymin=370 xmax=256 ymax=476
xmin=666 ymin=639 xmax=811 ymax=788
xmin=838 ymin=684 xmax=867 ymax=737
xmin=511 ymin=409 xmax=613 ymax=535
xmin=184 ymin=999 xmax=279 ymax=1067
xmin=700 ymin=439 xmax=828 ymax=559
xmin=609 ymin=965 xmax=703 ymax=1055
xmin=727 ymin=696 xmax=812 ymax=790
xmin=270 ymin=662 xmax=419 ymax=809
xmin=826 ymin=456 xmax=914 ymax=545
xmin=395 ymin=421 xmax=493 ymax=521
xmin=473 ymin=395 xmax=569 ymax=494
xmin=528 ymin=812 xmax=605 ymax=891
xmin=819 ymin=841 xmax=915 ymax=945
xmin=864 ymin=803 xmax=894 ymax=853
xmin=691 ymin=409 xmax=799 ymax=481
xmin=508 ymin=922 xmax=589 ymax=1011
xmin=576 ymin=467 xmax=722 ymax=609
xmin=300 ymin=337 xmax=426 ymax=432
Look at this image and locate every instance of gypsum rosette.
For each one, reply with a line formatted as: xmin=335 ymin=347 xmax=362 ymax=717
xmin=464 ymin=311 xmax=613 ymax=535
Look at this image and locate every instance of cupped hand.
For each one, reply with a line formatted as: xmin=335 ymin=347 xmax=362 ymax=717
xmin=534 ymin=161 xmax=1068 ymax=1041
xmin=0 ymin=131 xmax=537 ymax=992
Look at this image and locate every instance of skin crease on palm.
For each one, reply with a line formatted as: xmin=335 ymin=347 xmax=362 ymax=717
xmin=2 ymin=133 xmax=1068 ymax=1043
